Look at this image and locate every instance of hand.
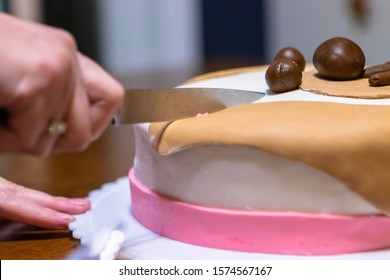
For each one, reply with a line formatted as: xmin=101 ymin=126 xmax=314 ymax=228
xmin=0 ymin=176 xmax=90 ymax=229
xmin=0 ymin=13 xmax=124 ymax=156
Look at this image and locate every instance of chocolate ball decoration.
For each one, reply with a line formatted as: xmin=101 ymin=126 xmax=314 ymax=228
xmin=265 ymin=58 xmax=303 ymax=93
xmin=274 ymin=47 xmax=306 ymax=71
xmin=313 ymin=37 xmax=365 ymax=80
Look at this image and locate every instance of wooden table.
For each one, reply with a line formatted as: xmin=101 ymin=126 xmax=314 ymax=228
xmin=0 ymin=125 xmax=135 ymax=259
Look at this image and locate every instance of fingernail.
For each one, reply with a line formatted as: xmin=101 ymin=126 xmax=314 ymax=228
xmin=69 ymin=198 xmax=89 ymax=206
xmin=58 ymin=212 xmax=75 ymax=222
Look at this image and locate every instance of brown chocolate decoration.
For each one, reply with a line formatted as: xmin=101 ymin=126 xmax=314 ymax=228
xmin=149 ymin=101 xmax=390 ymax=216
xmin=313 ymin=37 xmax=365 ymax=80
xmin=369 ymin=70 xmax=390 ymax=87
xmin=362 ymin=62 xmax=390 ymax=78
xmin=300 ymin=69 xmax=390 ymax=98
xmin=265 ymin=58 xmax=302 ymax=93
xmin=274 ymin=47 xmax=306 ymax=71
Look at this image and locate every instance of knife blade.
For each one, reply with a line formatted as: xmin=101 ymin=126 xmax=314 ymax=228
xmin=113 ymin=87 xmax=264 ymax=124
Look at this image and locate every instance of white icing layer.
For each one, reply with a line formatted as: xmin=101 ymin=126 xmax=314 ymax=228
xmin=133 ymin=67 xmax=387 ymax=215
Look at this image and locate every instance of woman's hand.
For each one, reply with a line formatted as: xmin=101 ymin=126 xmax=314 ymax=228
xmin=0 ymin=13 xmax=124 ymax=229
xmin=0 ymin=176 xmax=90 ymax=229
xmin=0 ymin=12 xmax=124 ymax=156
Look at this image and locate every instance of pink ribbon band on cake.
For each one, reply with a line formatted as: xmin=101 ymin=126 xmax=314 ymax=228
xmin=129 ymin=169 xmax=390 ymax=255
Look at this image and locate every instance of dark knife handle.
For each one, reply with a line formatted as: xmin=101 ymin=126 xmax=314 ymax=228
xmin=0 ymin=108 xmax=8 ymax=126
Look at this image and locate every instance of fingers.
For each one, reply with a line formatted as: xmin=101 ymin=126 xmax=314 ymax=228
xmin=77 ymin=53 xmax=124 ymax=140
xmin=0 ymin=13 xmax=123 ymax=156
xmin=48 ymin=54 xmax=124 ymax=155
xmin=19 ymin=53 xmax=123 ymax=156
xmin=0 ymin=14 xmax=123 ymax=157
xmin=50 ymin=80 xmax=93 ymax=155
xmin=0 ymin=177 xmax=90 ymax=229
xmin=14 ymin=34 xmax=77 ymax=156
xmin=0 ymin=17 xmax=77 ymax=155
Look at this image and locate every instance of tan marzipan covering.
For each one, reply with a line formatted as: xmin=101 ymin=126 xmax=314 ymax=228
xmin=149 ymin=67 xmax=390 ymax=215
xmin=301 ymin=70 xmax=390 ymax=99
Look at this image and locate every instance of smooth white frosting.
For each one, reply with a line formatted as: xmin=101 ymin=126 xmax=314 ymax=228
xmin=133 ymin=67 xmax=386 ymax=215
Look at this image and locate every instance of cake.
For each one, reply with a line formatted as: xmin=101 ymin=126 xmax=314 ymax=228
xmin=129 ymin=65 xmax=390 ymax=256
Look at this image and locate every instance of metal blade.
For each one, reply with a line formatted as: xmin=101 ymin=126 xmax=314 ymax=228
xmin=114 ymin=87 xmax=264 ymax=124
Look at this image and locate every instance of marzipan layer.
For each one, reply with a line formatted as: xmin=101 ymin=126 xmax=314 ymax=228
xmin=301 ymin=70 xmax=390 ymax=98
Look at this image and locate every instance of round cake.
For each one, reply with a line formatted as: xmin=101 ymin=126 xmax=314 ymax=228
xmin=129 ymin=65 xmax=390 ymax=255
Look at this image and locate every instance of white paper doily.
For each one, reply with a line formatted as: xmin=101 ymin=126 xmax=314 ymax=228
xmin=68 ymin=177 xmax=390 ymax=260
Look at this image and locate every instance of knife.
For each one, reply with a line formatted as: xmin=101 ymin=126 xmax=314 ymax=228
xmin=0 ymin=88 xmax=264 ymax=125
xmin=113 ymin=87 xmax=264 ymax=124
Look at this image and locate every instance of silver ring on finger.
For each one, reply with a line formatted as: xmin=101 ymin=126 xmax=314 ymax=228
xmin=47 ymin=120 xmax=67 ymax=136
